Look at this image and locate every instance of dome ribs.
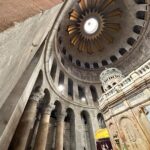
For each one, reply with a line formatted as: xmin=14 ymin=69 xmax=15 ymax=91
xmin=71 ymin=34 xmax=80 ymax=45
xmin=104 ymin=8 xmax=123 ymax=18
xmin=105 ymin=23 xmax=121 ymax=32
xmin=66 ymin=0 xmax=121 ymax=54
xmin=69 ymin=9 xmax=80 ymax=21
xmin=67 ymin=25 xmax=77 ymax=35
xmin=78 ymin=0 xmax=87 ymax=11
xmin=100 ymin=0 xmax=115 ymax=12
xmin=102 ymin=31 xmax=113 ymax=43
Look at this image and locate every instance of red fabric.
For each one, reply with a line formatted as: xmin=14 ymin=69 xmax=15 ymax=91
xmin=0 ymin=0 xmax=62 ymax=31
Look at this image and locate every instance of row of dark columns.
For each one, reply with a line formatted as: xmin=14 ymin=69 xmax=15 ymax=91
xmin=9 ymin=88 xmax=101 ymax=150
xmin=9 ymin=88 xmax=66 ymax=150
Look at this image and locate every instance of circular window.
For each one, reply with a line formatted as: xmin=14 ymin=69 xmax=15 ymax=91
xmin=84 ymin=18 xmax=99 ymax=34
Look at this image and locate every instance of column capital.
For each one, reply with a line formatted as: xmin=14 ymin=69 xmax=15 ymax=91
xmin=30 ymin=88 xmax=45 ymax=102
xmin=43 ymin=104 xmax=55 ymax=115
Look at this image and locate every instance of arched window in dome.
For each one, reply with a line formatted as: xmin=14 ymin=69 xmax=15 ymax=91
xmin=68 ymin=54 xmax=73 ymax=62
xmin=102 ymin=60 xmax=108 ymax=66
xmin=50 ymin=59 xmax=57 ymax=80
xmin=90 ymin=86 xmax=98 ymax=103
xmin=58 ymin=71 xmax=64 ymax=86
xmin=133 ymin=25 xmax=143 ymax=34
xmin=78 ymin=85 xmax=86 ymax=101
xmin=135 ymin=0 xmax=146 ymax=4
xmin=136 ymin=11 xmax=146 ymax=20
xmin=110 ymin=56 xmax=118 ymax=62
xmin=68 ymin=78 xmax=73 ymax=99
xmin=127 ymin=37 xmax=136 ymax=46
xmin=76 ymin=60 xmax=81 ymax=67
xmin=93 ymin=62 xmax=99 ymax=69
xmin=85 ymin=62 xmax=90 ymax=69
xmin=62 ymin=48 xmax=66 ymax=55
xmin=119 ymin=48 xmax=127 ymax=56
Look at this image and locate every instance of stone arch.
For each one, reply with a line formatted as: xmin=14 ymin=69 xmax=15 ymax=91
xmin=97 ymin=113 xmax=106 ymax=128
xmin=42 ymin=89 xmax=50 ymax=104
xmin=54 ymin=100 xmax=62 ymax=115
xmin=64 ymin=108 xmax=76 ymax=150
xmin=39 ymin=89 xmax=50 ymax=112
xmin=81 ymin=110 xmax=96 ymax=150
xmin=47 ymin=100 xmax=63 ymax=150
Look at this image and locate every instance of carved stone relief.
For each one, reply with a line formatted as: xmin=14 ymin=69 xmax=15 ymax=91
xmin=120 ymin=117 xmax=149 ymax=150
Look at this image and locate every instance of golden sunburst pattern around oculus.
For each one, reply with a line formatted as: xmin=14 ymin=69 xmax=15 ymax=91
xmin=67 ymin=0 xmax=123 ymax=54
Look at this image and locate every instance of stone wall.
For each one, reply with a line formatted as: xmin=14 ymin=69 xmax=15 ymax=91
xmin=0 ymin=3 xmax=63 ymax=109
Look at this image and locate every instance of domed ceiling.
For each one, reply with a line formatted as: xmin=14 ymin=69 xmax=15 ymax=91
xmin=53 ymin=0 xmax=149 ymax=81
xmin=57 ymin=0 xmax=148 ymax=66
xmin=68 ymin=0 xmax=122 ymax=54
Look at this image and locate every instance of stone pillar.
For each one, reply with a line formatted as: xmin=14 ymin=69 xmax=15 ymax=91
xmin=9 ymin=89 xmax=44 ymax=150
xmin=33 ymin=104 xmax=55 ymax=150
xmin=55 ymin=112 xmax=66 ymax=150
xmin=75 ymin=112 xmax=84 ymax=149
xmin=87 ymin=114 xmax=97 ymax=150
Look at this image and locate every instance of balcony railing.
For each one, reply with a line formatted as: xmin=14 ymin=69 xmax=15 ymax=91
xmin=99 ymin=59 xmax=150 ymax=108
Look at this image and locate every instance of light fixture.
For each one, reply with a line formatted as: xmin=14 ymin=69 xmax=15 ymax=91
xmin=58 ymin=84 xmax=64 ymax=92
xmin=81 ymin=97 xmax=86 ymax=102
xmin=84 ymin=18 xmax=99 ymax=35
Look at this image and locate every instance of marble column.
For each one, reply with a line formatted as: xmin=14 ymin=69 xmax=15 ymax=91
xmin=33 ymin=104 xmax=55 ymax=150
xmin=55 ymin=112 xmax=66 ymax=150
xmin=9 ymin=89 xmax=44 ymax=150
